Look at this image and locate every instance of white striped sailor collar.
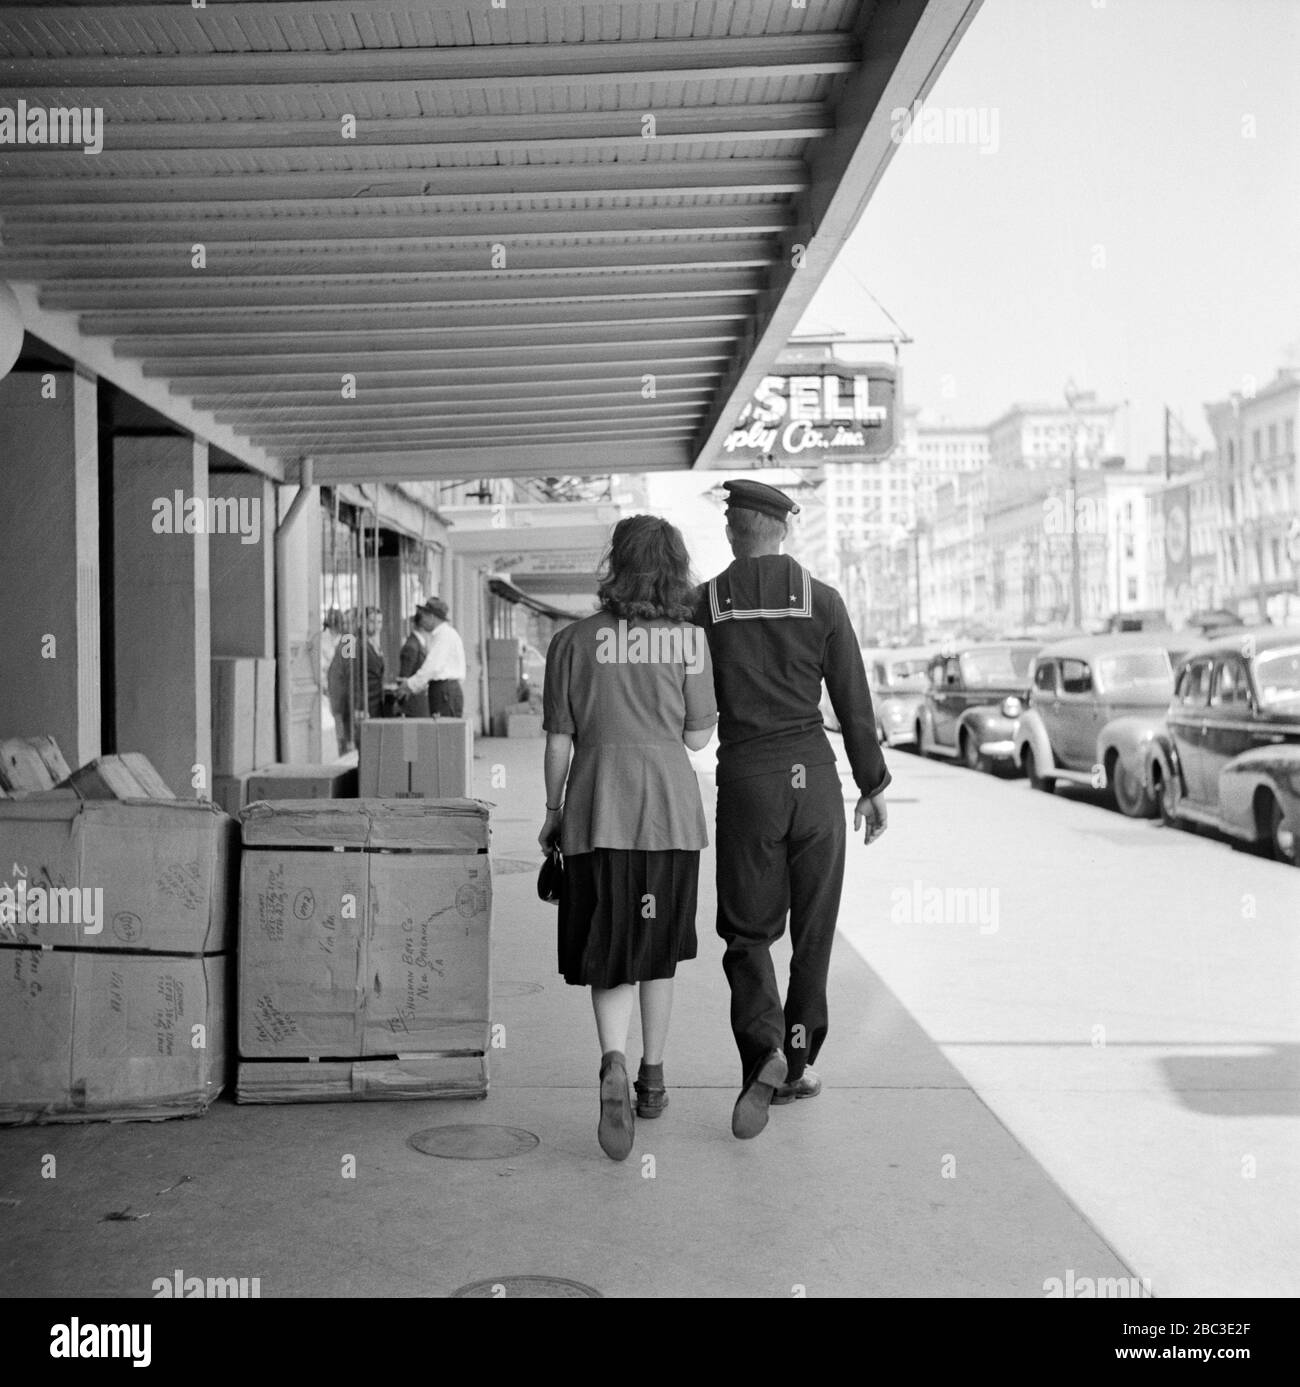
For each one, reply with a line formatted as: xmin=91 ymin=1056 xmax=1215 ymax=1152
xmin=708 ymin=555 xmax=812 ymax=622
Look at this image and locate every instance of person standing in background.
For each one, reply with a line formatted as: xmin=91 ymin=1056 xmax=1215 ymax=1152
xmin=397 ymin=603 xmax=433 ymax=718
xmin=328 ymin=607 xmax=385 ymax=750
xmin=398 ymin=596 xmax=465 ymax=716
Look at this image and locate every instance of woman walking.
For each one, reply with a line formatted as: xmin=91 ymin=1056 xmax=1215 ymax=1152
xmin=539 ymin=515 xmax=717 ymax=1161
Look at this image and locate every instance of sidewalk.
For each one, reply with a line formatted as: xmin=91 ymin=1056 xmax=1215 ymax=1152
xmin=0 ymin=737 xmax=1136 ymax=1298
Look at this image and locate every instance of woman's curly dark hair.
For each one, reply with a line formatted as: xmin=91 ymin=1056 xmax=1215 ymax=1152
xmin=596 ymin=514 xmax=697 ymax=622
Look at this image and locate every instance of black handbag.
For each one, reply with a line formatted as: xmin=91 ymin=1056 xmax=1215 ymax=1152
xmin=537 ymin=846 xmax=564 ymax=903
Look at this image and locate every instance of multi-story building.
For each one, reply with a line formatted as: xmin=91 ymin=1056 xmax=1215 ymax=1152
xmin=828 ymin=407 xmax=990 ymax=635
xmin=1143 ymin=460 xmax=1223 ymax=627
xmin=986 ymin=394 xmax=1120 ymax=471
xmin=1204 ymin=369 xmax=1300 ymax=623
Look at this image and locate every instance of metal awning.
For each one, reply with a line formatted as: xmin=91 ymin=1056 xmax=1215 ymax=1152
xmin=488 ymin=576 xmax=583 ymax=623
xmin=0 ymin=0 xmax=979 ymax=485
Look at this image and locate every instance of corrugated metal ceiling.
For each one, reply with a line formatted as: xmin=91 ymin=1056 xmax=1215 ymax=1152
xmin=0 ymin=0 xmax=979 ymax=482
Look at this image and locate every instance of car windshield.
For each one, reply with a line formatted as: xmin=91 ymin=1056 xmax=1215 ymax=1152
xmin=885 ymin=659 xmax=930 ymax=691
xmin=959 ymin=647 xmax=1034 ymax=688
xmin=1095 ymin=649 xmax=1173 ymax=695
xmin=1254 ymin=646 xmax=1300 ymax=710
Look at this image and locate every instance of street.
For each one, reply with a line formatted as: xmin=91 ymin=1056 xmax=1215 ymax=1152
xmin=827 ymin=735 xmax=1300 ymax=1298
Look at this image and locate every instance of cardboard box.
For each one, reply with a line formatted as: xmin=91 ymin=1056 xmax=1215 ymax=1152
xmin=238 ymin=799 xmax=491 ymax=1060
xmin=0 ymin=736 xmax=71 ymax=793
xmin=236 ymin=1053 xmax=487 ymax=1104
xmin=212 ymin=771 xmax=254 ymax=817
xmin=211 ymin=658 xmax=257 ymax=776
xmin=506 ymin=712 xmax=544 ymax=739
xmin=486 ymin=637 xmax=521 ymax=676
xmin=244 ymin=763 xmax=358 ymax=803
xmin=0 ymin=798 xmax=236 ymax=953
xmin=358 ymin=718 xmax=472 ymax=799
xmin=0 ymin=739 xmax=53 ymax=793
xmin=254 ymin=658 xmax=276 ymax=769
xmin=0 ymin=950 xmax=228 ymax=1124
xmin=60 ymin=752 xmax=175 ymax=801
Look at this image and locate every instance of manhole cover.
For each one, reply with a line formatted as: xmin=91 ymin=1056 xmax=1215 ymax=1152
xmin=495 ymin=981 xmax=544 ymax=998
xmin=451 ymin=1276 xmax=602 ymax=1298
xmin=408 ymin=1125 xmax=539 ymax=1160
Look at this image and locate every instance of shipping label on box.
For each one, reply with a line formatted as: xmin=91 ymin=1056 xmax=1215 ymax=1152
xmin=358 ymin=719 xmax=472 ymax=799
xmin=0 ymin=799 xmax=236 ymax=953
xmin=212 ymin=658 xmax=257 ymax=776
xmin=0 ymin=950 xmax=228 ymax=1124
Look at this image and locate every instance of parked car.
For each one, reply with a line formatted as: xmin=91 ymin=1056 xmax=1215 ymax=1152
xmin=1146 ymin=628 xmax=1300 ymax=865
xmin=820 ymin=645 xmax=931 ymax=740
xmin=864 ymin=646 xmax=933 ymax=747
xmin=916 ymin=641 xmax=1041 ymax=770
xmin=1014 ymin=633 xmax=1193 ymax=816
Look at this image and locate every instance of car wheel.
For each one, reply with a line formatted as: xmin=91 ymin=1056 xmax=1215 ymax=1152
xmin=1023 ymin=747 xmax=1052 ymax=793
xmin=960 ymin=731 xmax=983 ymax=772
xmin=1111 ymin=756 xmax=1154 ymax=819
xmin=1267 ymin=797 xmax=1298 ymax=866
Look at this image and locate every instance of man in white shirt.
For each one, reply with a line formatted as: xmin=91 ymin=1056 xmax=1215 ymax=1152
xmin=398 ymin=596 xmax=466 ymax=716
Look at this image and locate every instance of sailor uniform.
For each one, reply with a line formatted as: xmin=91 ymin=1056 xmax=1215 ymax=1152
xmin=693 ymin=546 xmax=890 ymax=1083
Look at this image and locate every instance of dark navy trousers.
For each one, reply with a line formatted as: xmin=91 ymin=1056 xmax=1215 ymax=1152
xmin=715 ymin=761 xmax=847 ymax=1083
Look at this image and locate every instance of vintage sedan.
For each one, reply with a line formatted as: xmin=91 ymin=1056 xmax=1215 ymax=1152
xmin=1146 ymin=628 xmax=1300 ymax=864
xmin=916 ymin=641 xmax=1041 ymax=770
xmin=864 ymin=646 xmax=933 ymax=747
xmin=1014 ymin=633 xmax=1192 ymax=816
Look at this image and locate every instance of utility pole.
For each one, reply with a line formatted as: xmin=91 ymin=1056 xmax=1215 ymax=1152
xmin=1065 ymin=381 xmax=1084 ymax=629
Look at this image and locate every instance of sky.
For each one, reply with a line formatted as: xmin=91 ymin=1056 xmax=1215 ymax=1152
xmin=651 ymin=0 xmax=1299 ymax=571
xmin=802 ymin=0 xmax=1300 ymax=463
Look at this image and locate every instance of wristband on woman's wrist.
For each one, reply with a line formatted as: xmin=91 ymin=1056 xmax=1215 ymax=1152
xmin=545 ymin=801 xmax=563 ymax=812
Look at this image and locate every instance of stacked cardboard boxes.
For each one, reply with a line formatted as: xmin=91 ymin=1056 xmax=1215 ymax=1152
xmin=236 ymin=798 xmax=491 ymax=1101
xmin=0 ymin=798 xmax=236 ymax=1123
xmin=358 ymin=719 xmax=472 ymax=799
xmin=0 ymin=736 xmax=175 ymax=801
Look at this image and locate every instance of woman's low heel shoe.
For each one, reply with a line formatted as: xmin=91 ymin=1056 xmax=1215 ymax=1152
xmin=598 ymin=1052 xmax=634 ymax=1161
xmin=634 ymin=1076 xmax=669 ymax=1119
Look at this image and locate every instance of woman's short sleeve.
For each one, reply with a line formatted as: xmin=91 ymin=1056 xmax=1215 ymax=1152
xmin=542 ymin=631 xmax=576 ymax=734
xmin=682 ymin=626 xmax=718 ymax=732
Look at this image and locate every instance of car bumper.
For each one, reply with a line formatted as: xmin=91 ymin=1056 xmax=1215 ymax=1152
xmin=976 ymin=738 xmax=1016 ymax=758
xmin=884 ymin=726 xmax=916 ymax=746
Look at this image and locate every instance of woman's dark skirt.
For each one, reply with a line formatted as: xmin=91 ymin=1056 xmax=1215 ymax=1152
xmin=558 ymin=848 xmax=699 ymax=987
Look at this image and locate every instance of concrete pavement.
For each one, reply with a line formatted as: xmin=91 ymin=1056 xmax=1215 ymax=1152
xmin=1 ymin=734 xmax=1164 ymax=1298
xmin=835 ymin=745 xmax=1300 ymax=1298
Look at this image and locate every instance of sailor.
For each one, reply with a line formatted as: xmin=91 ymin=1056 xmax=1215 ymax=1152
xmin=692 ymin=479 xmax=890 ymax=1139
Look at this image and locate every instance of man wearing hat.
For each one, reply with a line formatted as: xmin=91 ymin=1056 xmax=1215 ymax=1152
xmin=397 ymin=604 xmax=434 ymax=718
xmin=397 ymin=596 xmax=466 ymax=717
xmin=692 ymin=478 xmax=890 ymax=1139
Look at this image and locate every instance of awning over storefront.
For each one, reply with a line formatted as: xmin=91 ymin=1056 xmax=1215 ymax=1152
xmin=488 ymin=577 xmax=584 ymax=623
xmin=0 ymin=0 xmax=979 ymax=484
